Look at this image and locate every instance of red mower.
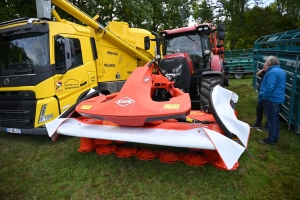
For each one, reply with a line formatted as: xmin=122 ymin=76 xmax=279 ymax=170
xmin=46 ymin=60 xmax=250 ymax=170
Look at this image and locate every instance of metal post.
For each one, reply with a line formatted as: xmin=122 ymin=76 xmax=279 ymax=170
xmin=287 ymin=55 xmax=298 ymax=130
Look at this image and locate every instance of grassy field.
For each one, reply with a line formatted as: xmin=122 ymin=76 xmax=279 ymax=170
xmin=1 ymin=75 xmax=300 ymax=200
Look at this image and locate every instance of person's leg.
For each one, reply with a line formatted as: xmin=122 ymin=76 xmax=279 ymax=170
xmin=275 ymin=104 xmax=281 ymax=141
xmin=255 ymin=101 xmax=264 ymax=126
xmin=263 ymin=100 xmax=280 ymax=142
xmin=265 ymin=119 xmax=268 ymax=129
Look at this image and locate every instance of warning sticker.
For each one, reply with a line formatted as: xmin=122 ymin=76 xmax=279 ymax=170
xmin=164 ymin=104 xmax=180 ymax=109
xmin=80 ymin=105 xmax=93 ymax=110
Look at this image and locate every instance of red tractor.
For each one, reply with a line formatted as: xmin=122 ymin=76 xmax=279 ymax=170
xmin=156 ymin=22 xmax=229 ymax=110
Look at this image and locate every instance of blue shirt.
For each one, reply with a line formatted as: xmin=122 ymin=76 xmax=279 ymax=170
xmin=258 ymin=65 xmax=286 ymax=104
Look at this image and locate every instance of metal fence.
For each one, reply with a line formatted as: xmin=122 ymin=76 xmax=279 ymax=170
xmin=253 ymin=29 xmax=300 ymax=134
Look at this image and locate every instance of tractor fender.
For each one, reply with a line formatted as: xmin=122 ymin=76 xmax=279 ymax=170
xmin=210 ymin=54 xmax=223 ymax=72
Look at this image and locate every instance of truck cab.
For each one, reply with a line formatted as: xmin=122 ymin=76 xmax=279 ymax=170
xmin=0 ymin=0 xmax=156 ymax=135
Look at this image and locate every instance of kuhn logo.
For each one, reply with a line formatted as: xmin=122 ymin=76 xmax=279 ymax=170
xmin=115 ymin=97 xmax=135 ymax=107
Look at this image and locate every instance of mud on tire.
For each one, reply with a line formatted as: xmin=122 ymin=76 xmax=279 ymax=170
xmin=200 ymin=76 xmax=222 ymax=111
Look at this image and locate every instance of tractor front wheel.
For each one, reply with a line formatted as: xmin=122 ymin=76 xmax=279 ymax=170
xmin=200 ymin=76 xmax=222 ymax=111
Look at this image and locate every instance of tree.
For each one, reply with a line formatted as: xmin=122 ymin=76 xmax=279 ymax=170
xmin=215 ymin=0 xmax=253 ymax=50
xmin=237 ymin=6 xmax=284 ymax=48
xmin=0 ymin=0 xmax=36 ymax=22
xmin=112 ymin=0 xmax=193 ymax=32
xmin=191 ymin=0 xmax=214 ymax=24
xmin=273 ymin=0 xmax=300 ymax=28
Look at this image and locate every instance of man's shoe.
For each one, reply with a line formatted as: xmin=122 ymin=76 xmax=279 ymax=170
xmin=250 ymin=124 xmax=261 ymax=128
xmin=257 ymin=127 xmax=268 ymax=131
xmin=258 ymin=138 xmax=275 ymax=145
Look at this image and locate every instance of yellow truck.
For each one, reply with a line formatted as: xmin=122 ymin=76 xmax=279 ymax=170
xmin=0 ymin=0 xmax=156 ymax=135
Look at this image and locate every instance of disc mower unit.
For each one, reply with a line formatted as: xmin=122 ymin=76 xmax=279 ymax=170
xmin=46 ymin=61 xmax=250 ymax=170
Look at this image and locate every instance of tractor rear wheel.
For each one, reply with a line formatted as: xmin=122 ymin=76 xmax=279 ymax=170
xmin=200 ymin=76 xmax=222 ymax=111
xmin=223 ymin=75 xmax=230 ymax=86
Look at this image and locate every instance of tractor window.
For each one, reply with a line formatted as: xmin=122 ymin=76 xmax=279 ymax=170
xmin=165 ymin=34 xmax=206 ymax=70
xmin=202 ymin=36 xmax=210 ymax=51
xmin=166 ymin=35 xmax=202 ymax=57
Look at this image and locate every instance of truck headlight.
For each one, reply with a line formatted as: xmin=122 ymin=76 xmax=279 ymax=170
xmin=38 ymin=104 xmax=53 ymax=124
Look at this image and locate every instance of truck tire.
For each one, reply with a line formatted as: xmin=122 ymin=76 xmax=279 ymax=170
xmin=200 ymin=76 xmax=222 ymax=111
xmin=234 ymin=73 xmax=244 ymax=79
xmin=233 ymin=66 xmax=245 ymax=79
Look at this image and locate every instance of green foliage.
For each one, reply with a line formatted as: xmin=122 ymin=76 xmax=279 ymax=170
xmin=112 ymin=0 xmax=192 ymax=31
xmin=236 ymin=6 xmax=290 ymax=49
xmin=274 ymin=0 xmax=300 ymax=28
xmin=192 ymin=0 xmax=214 ymax=24
xmin=215 ymin=0 xmax=252 ymax=50
xmin=0 ymin=0 xmax=36 ymax=22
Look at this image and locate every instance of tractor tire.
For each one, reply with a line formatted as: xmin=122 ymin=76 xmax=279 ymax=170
xmin=200 ymin=76 xmax=222 ymax=111
xmin=223 ymin=75 xmax=230 ymax=86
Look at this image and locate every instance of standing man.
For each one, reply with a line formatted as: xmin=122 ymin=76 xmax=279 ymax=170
xmin=251 ymin=64 xmax=268 ymax=129
xmin=258 ymin=56 xmax=286 ymax=145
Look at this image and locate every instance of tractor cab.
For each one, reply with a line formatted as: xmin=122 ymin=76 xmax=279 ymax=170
xmin=158 ymin=23 xmax=227 ymax=110
xmin=161 ymin=29 xmax=212 ymax=72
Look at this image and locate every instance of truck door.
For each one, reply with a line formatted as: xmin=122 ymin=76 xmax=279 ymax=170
xmin=53 ymin=35 xmax=89 ymax=113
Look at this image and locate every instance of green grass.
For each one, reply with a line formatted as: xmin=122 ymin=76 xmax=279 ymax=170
xmin=1 ymin=75 xmax=300 ymax=200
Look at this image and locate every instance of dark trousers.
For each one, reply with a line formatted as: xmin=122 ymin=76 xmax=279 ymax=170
xmin=255 ymin=101 xmax=267 ymax=127
xmin=263 ymin=99 xmax=281 ymax=142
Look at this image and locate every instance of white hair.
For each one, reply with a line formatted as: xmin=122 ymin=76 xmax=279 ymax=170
xmin=265 ymin=55 xmax=280 ymax=66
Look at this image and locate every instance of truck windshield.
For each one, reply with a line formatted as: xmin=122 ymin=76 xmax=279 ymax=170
xmin=0 ymin=33 xmax=49 ymax=70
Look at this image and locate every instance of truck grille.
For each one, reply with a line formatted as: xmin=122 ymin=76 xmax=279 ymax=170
xmin=0 ymin=91 xmax=36 ymax=100
xmin=0 ymin=99 xmax=36 ymax=128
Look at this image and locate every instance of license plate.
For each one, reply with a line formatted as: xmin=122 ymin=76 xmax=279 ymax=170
xmin=6 ymin=128 xmax=21 ymax=133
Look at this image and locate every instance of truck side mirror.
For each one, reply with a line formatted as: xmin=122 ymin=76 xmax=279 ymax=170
xmin=144 ymin=36 xmax=150 ymax=50
xmin=217 ymin=24 xmax=225 ymax=40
